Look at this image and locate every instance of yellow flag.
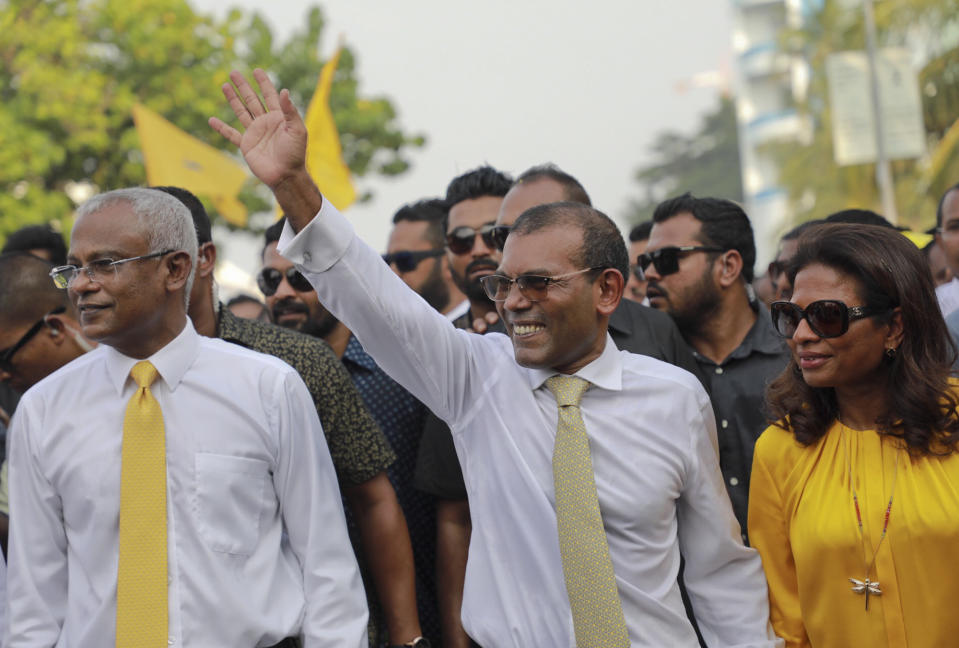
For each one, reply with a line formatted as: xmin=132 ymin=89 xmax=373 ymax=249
xmin=303 ymin=47 xmax=357 ymax=211
xmin=132 ymin=104 xmax=249 ymax=227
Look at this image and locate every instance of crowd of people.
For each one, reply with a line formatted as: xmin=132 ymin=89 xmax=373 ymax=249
xmin=0 ymin=67 xmax=957 ymax=647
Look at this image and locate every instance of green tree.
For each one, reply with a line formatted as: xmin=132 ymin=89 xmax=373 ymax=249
xmin=0 ymin=0 xmax=424 ymax=244
xmin=627 ymin=95 xmax=742 ymax=225
xmin=768 ymin=0 xmax=959 ymax=229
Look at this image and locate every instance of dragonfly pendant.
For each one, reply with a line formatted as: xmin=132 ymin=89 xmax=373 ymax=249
xmin=849 ymin=577 xmax=882 ymax=610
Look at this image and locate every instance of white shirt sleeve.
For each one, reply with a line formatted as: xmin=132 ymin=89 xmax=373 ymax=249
xmin=270 ymin=369 xmax=368 ymax=647
xmin=279 ymin=200 xmax=485 ymax=425
xmin=5 ymin=397 xmax=69 ymax=646
xmin=676 ymin=396 xmax=784 ymax=648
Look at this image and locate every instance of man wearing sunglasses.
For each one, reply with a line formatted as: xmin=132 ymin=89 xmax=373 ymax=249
xmin=0 ymin=252 xmax=99 ymax=554
xmin=385 ymin=198 xmax=466 ymax=319
xmin=212 ymin=69 xmax=779 ymax=648
xmin=6 ymin=188 xmax=368 ymax=646
xmin=262 ymin=215 xmax=438 ymax=648
xmin=643 ymin=193 xmax=790 ymax=541
xmin=442 ymin=166 xmax=513 ymax=329
xmin=154 ymin=186 xmax=429 ymax=647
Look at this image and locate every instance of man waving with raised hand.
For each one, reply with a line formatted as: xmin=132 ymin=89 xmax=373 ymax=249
xmin=211 ymin=69 xmax=781 ymax=648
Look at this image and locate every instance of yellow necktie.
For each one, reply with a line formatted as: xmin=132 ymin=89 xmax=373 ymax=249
xmin=116 ymin=361 xmax=168 ymax=647
xmin=546 ymin=375 xmax=630 ymax=647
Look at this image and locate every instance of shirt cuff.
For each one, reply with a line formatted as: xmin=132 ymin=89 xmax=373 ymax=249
xmin=277 ymin=196 xmax=355 ymax=273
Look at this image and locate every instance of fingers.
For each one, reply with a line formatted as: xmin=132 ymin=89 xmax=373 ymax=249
xmin=255 ymin=68 xmax=282 ymax=113
xmin=279 ymin=88 xmax=303 ymax=127
xmin=221 ymin=82 xmax=254 ymax=129
xmin=208 ymin=117 xmax=242 ymax=147
xmin=229 ymin=70 xmax=267 ymax=118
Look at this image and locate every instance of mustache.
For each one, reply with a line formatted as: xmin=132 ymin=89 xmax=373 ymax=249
xmin=271 ymin=298 xmax=309 ymax=318
xmin=466 ymin=258 xmax=498 ymax=275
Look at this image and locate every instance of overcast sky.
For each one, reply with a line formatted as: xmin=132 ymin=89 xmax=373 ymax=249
xmin=193 ymin=0 xmax=733 ymax=280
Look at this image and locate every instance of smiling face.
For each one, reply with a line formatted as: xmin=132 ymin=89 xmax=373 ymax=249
xmin=67 ymin=203 xmax=179 ymax=358
xmin=496 ymin=226 xmax=607 ymax=373
xmin=788 ymin=263 xmax=901 ymax=393
xmin=262 ymin=241 xmax=339 ymax=338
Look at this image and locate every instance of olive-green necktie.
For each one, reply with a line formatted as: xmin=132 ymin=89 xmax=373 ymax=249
xmin=546 ymin=375 xmax=630 ymax=647
xmin=116 ymin=360 xmax=168 ymax=647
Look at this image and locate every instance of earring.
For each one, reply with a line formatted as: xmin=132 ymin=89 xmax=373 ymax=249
xmin=885 ymin=347 xmax=897 ymax=359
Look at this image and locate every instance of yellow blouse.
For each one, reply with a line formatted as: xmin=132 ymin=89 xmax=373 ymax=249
xmin=749 ymin=420 xmax=959 ymax=648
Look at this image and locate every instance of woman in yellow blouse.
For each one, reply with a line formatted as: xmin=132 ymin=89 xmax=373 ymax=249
xmin=749 ymin=223 xmax=959 ymax=648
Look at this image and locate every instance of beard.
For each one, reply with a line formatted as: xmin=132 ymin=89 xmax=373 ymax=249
xmin=660 ymin=268 xmax=722 ymax=339
xmin=271 ymin=297 xmax=340 ymax=339
xmin=451 ymin=256 xmax=497 ymax=304
xmin=417 ymin=261 xmax=451 ymax=313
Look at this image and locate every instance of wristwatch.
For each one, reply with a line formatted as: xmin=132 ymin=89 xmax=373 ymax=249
xmin=388 ymin=638 xmax=430 ymax=648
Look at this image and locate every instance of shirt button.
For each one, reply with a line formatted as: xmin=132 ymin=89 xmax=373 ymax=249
xmin=715 ymin=367 xmax=724 ymax=375
xmin=303 ymin=251 xmax=312 ymax=262
xmin=721 ymin=419 xmax=729 ymax=429
xmin=168 ymin=638 xmax=175 ymax=645
xmin=729 ymin=477 xmax=740 ymax=486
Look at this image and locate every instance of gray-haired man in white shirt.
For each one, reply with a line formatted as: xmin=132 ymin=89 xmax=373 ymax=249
xmin=5 ymin=188 xmax=367 ymax=647
xmin=211 ymin=69 xmax=782 ymax=648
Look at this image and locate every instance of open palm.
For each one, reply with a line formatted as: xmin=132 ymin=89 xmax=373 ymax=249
xmin=210 ymin=69 xmax=308 ymax=189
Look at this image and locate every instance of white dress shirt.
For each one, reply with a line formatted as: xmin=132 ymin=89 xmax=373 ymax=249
xmin=6 ymin=321 xmax=367 ymax=647
xmin=937 ymin=276 xmax=959 ymax=317
xmin=279 ymin=200 xmax=782 ymax=648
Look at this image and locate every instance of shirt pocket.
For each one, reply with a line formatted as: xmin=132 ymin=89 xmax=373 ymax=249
xmin=194 ymin=453 xmax=270 ymax=555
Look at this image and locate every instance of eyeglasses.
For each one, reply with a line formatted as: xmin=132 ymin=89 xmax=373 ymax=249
xmin=0 ymin=307 xmax=66 ymax=372
xmin=446 ymin=224 xmax=499 ymax=255
xmin=257 ymin=267 xmax=313 ymax=296
xmin=382 ymin=249 xmax=444 ymax=273
xmin=49 ymin=250 xmax=175 ymax=289
xmin=635 ymin=246 xmax=725 ymax=280
xmin=479 ymin=267 xmax=601 ymax=302
xmin=770 ymin=300 xmax=887 ymax=339
xmin=489 ymin=225 xmax=512 ymax=251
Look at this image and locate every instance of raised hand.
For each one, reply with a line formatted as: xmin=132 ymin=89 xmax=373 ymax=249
xmin=209 ymin=69 xmax=308 ymax=190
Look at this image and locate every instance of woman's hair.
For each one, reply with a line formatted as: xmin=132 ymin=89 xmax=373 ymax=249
xmin=766 ymin=223 xmax=959 ymax=454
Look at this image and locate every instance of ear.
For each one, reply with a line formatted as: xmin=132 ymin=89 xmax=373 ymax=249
xmin=164 ymin=251 xmax=193 ymax=294
xmin=595 ymin=268 xmax=624 ymax=317
xmin=884 ymin=307 xmax=905 ymax=351
xmin=715 ymin=250 xmax=744 ymax=288
xmin=42 ymin=315 xmax=68 ymax=346
xmin=196 ymin=242 xmax=217 ymax=279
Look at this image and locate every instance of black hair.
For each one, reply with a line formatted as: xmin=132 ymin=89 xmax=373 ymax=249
xmin=515 ymin=164 xmax=591 ymax=206
xmin=1 ymin=224 xmax=68 ymax=266
xmin=263 ymin=217 xmax=285 ymax=256
xmin=936 ymin=182 xmax=959 ymax=228
xmin=824 ymin=209 xmax=895 ymax=229
xmin=392 ymin=199 xmax=448 ymax=249
xmin=652 ymin=192 xmax=757 ymax=282
xmin=511 ymin=202 xmax=629 ymax=282
xmin=628 ymin=221 xmax=653 ymax=243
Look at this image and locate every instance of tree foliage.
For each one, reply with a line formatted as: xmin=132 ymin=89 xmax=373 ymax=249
xmin=626 ymin=95 xmax=742 ymax=225
xmin=0 ymin=0 xmax=425 ymax=244
xmin=767 ymin=0 xmax=959 ymax=229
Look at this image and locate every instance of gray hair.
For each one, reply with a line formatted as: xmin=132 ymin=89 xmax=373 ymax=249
xmin=75 ymin=188 xmax=198 ymax=305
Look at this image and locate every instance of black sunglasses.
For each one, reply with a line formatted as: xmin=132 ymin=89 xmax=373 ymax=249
xmin=0 ymin=307 xmax=66 ymax=372
xmin=446 ymin=224 xmax=499 ymax=255
xmin=770 ymin=300 xmax=887 ymax=339
xmin=635 ymin=246 xmax=725 ymax=280
xmin=257 ymin=267 xmax=313 ymax=296
xmin=489 ymin=225 xmax=512 ymax=251
xmin=382 ymin=249 xmax=444 ymax=273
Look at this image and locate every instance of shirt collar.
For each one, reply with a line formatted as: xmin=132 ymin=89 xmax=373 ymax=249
xmin=526 ymin=333 xmax=623 ymax=393
xmin=723 ymin=303 xmax=787 ymax=361
xmin=342 ymin=334 xmax=379 ymax=371
xmin=104 ymin=319 xmax=199 ymax=396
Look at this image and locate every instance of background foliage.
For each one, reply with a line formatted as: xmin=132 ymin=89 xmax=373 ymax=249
xmin=0 ymin=0 xmax=425 ymax=244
